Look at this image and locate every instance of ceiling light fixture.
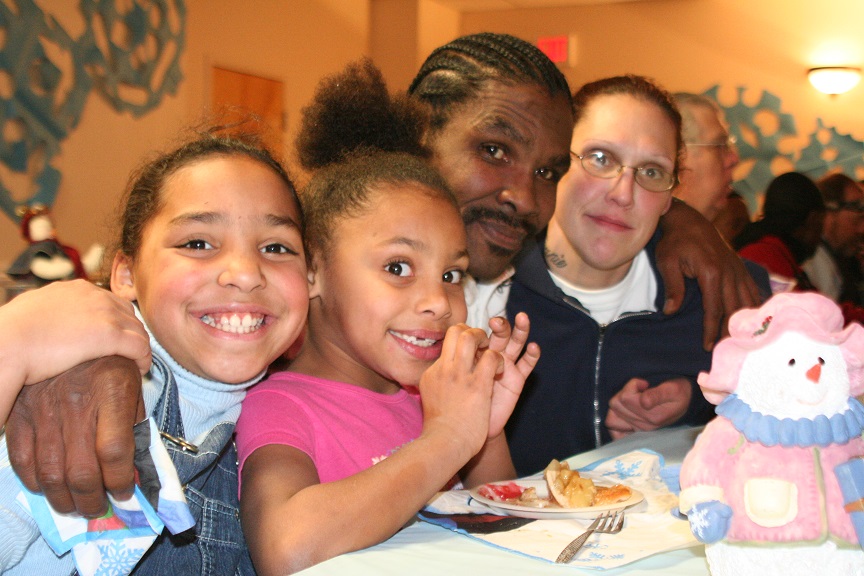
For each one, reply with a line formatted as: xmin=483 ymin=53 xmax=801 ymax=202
xmin=808 ymin=66 xmax=862 ymax=95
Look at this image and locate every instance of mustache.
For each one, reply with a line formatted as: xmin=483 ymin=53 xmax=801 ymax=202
xmin=461 ymin=207 xmax=538 ymax=238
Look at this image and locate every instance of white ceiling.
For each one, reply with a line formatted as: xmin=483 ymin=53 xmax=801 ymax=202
xmin=430 ymin=0 xmax=646 ymax=12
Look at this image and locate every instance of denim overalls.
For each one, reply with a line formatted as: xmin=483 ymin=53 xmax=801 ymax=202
xmin=132 ymin=355 xmax=256 ymax=576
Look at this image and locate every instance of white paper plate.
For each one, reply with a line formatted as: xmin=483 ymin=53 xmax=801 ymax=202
xmin=470 ymin=479 xmax=644 ymax=520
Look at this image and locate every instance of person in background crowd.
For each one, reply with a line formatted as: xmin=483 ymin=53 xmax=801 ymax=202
xmin=803 ymin=173 xmax=864 ymax=305
xmin=672 ymin=92 xmax=740 ymax=222
xmin=735 ymin=171 xmax=825 ymax=293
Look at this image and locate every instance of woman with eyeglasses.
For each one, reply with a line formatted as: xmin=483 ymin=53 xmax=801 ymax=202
xmin=503 ymin=75 xmax=771 ymax=476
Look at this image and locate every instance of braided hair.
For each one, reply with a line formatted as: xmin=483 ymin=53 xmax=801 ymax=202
xmin=408 ymin=32 xmax=573 ymax=132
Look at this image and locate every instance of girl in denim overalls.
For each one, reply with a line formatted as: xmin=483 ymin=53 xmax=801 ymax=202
xmin=0 ymin=126 xmax=309 ymax=575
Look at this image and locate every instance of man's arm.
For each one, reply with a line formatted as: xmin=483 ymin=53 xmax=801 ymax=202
xmin=0 ymin=280 xmax=151 ymax=517
xmin=6 ymin=357 xmax=145 ymax=517
xmin=0 ymin=280 xmax=150 ymax=424
xmin=656 ymin=200 xmax=761 ymax=350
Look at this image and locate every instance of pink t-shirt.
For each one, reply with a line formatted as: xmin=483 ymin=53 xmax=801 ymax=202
xmin=235 ymin=371 xmax=423 ymax=493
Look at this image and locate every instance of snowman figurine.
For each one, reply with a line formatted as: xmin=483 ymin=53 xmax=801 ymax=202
xmin=680 ymin=292 xmax=864 ymax=576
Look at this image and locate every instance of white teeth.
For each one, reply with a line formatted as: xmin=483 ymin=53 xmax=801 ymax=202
xmin=389 ymin=331 xmax=437 ymax=348
xmin=201 ymin=313 xmax=265 ymax=334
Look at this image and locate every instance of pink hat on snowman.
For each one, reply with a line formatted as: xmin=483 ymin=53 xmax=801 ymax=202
xmin=699 ymin=292 xmax=864 ymax=404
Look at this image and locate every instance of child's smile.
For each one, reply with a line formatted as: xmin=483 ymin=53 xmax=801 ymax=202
xmin=304 ymin=183 xmax=469 ymax=393
xmin=388 ymin=328 xmax=446 ymax=361
xmin=201 ymin=312 xmax=266 ymax=334
xmin=111 ymin=156 xmax=309 ymax=384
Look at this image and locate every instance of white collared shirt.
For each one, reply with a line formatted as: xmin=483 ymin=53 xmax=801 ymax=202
xmin=464 ymin=268 xmax=515 ymax=332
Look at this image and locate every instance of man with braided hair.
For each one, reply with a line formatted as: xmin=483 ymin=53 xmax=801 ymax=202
xmin=4 ymin=33 xmax=761 ymax=527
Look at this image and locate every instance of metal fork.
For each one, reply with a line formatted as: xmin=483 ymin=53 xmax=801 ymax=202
xmin=554 ymin=510 xmax=625 ymax=564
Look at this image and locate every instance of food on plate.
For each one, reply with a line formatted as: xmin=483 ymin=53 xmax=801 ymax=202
xmin=545 ymin=459 xmax=632 ymax=508
xmin=476 ymin=461 xmax=634 ymax=511
xmin=477 ymin=482 xmax=550 ymax=508
xmin=545 ymin=459 xmax=595 ymax=507
xmin=593 ymin=483 xmax=634 ymax=506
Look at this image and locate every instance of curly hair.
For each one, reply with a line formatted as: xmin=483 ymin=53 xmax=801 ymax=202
xmin=296 ymin=58 xmax=430 ymax=171
xmin=408 ymin=32 xmax=573 ymax=133
xmin=295 ymin=58 xmax=456 ymax=260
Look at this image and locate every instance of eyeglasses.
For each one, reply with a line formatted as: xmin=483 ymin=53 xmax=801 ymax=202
xmin=826 ymin=200 xmax=864 ymax=214
xmin=686 ymin=134 xmax=737 ymax=151
xmin=570 ymin=150 xmax=676 ymax=193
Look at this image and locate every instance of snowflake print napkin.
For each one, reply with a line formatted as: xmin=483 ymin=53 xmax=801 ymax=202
xmin=421 ymin=450 xmax=698 ymax=570
xmin=15 ymin=417 xmax=194 ymax=576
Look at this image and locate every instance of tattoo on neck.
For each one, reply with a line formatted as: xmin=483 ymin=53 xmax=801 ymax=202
xmin=544 ymin=247 xmax=567 ymax=269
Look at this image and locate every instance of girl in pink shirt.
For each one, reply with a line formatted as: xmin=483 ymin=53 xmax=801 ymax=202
xmin=235 ymin=60 xmax=539 ymax=575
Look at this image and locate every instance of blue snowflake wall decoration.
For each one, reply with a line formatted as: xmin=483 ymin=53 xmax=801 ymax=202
xmin=81 ymin=0 xmax=186 ymax=117
xmin=0 ymin=0 xmax=185 ymax=223
xmin=797 ymin=118 xmax=864 ymax=180
xmin=707 ymin=85 xmax=864 ymax=209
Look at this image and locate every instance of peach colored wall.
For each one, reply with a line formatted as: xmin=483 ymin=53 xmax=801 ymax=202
xmin=370 ymin=0 xmax=459 ymax=93
xmin=0 ymin=0 xmax=371 ymax=269
xmin=371 ymin=0 xmax=420 ymax=92
xmin=417 ymin=0 xmax=461 ymax=88
xmin=459 ymin=0 xmax=864 ymax=189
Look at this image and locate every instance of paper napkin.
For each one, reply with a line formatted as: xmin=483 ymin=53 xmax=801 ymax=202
xmin=16 ymin=417 xmax=194 ymax=576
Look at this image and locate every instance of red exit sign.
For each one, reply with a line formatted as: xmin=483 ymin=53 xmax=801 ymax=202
xmin=537 ymin=35 xmax=568 ymax=64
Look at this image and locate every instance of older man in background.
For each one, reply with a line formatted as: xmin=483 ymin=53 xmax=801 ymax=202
xmin=673 ymin=93 xmax=740 ymax=221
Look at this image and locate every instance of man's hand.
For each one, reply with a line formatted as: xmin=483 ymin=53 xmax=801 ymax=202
xmin=6 ymin=356 xmax=145 ymax=517
xmin=605 ymin=377 xmax=691 ymax=440
xmin=657 ymin=200 xmax=761 ymax=350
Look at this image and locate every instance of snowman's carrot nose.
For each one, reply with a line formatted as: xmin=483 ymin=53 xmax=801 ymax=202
xmin=806 ymin=363 xmax=822 ymax=383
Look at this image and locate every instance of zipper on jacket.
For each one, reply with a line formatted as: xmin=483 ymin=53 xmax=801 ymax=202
xmin=561 ymin=299 xmax=653 ymax=448
xmin=562 ymin=295 xmax=608 ymax=448
xmin=593 ymin=325 xmax=606 ymax=447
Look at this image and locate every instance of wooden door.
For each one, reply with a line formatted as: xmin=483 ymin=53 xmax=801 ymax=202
xmin=211 ymin=67 xmax=284 ymax=153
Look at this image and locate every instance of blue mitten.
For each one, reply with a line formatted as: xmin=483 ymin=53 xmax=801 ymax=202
xmin=687 ymin=500 xmax=732 ymax=544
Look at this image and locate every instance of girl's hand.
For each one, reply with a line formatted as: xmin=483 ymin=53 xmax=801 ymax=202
xmin=418 ymin=324 xmax=503 ymax=461
xmin=486 ymin=313 xmax=539 ymax=439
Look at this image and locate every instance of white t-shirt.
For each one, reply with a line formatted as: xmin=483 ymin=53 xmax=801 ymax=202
xmin=464 ymin=250 xmax=658 ymax=329
xmin=802 ymin=243 xmax=842 ymax=302
xmin=548 ymin=250 xmax=657 ymax=325
xmin=464 ymin=268 xmax=515 ymax=331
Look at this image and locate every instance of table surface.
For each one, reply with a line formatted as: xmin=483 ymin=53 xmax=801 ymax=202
xmin=297 ymin=426 xmax=709 ymax=575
